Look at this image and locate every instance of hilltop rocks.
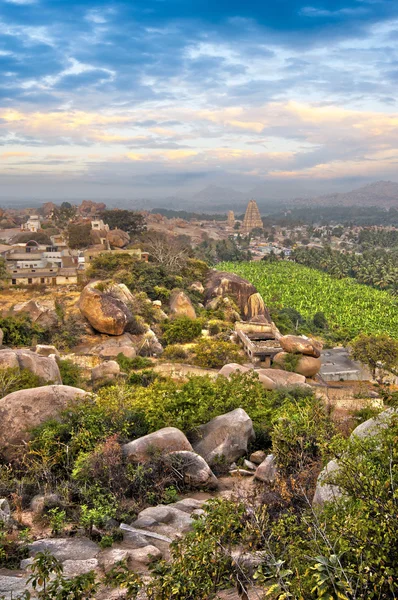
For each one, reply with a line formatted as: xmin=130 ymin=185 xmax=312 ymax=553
xmin=205 ymin=271 xmax=270 ymax=322
xmin=0 ymin=385 xmax=87 ymax=450
xmin=123 ymin=427 xmax=193 ymax=462
xmin=273 ymin=352 xmax=321 ymax=378
xmin=190 ymin=408 xmax=255 ymax=466
xmin=279 ymin=335 xmax=322 ymax=358
xmin=79 ymin=281 xmax=134 ymax=335
xmin=0 ymin=349 xmax=61 ymax=383
xmin=169 ymin=291 xmax=196 ymax=319
xmin=12 ymin=299 xmax=58 ymax=329
xmin=106 ymin=228 xmax=130 ymax=248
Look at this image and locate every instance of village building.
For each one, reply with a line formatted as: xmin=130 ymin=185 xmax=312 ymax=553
xmin=20 ymin=215 xmax=42 ymax=233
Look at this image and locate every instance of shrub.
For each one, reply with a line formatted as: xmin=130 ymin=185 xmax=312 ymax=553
xmin=0 ymin=315 xmax=47 ymax=347
xmin=193 ymin=338 xmax=244 ymax=369
xmin=127 ymin=369 xmax=159 ymax=387
xmin=207 ymin=319 xmax=230 ymax=336
xmin=0 ymin=367 xmax=46 ymax=397
xmin=162 ymin=344 xmax=188 ymax=361
xmin=50 ymin=315 xmax=84 ymax=351
xmin=58 ymin=359 xmax=83 ymax=387
xmin=161 ymin=317 xmax=203 ymax=345
xmin=116 ymin=354 xmax=152 ymax=372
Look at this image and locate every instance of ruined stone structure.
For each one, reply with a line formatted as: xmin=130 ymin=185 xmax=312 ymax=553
xmin=227 ymin=210 xmax=235 ymax=228
xmin=241 ymin=199 xmax=263 ymax=234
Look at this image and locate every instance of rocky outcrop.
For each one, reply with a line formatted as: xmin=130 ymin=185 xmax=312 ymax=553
xmin=0 ymin=349 xmax=61 ymax=383
xmin=273 ymin=352 xmax=321 ymax=378
xmin=12 ymin=299 xmax=58 ymax=329
xmin=123 ymin=427 xmax=193 ymax=462
xmin=190 ymin=408 xmax=255 ymax=466
xmin=279 ymin=335 xmax=322 ymax=358
xmin=106 ymin=228 xmax=130 ymax=248
xmin=79 ymin=281 xmax=135 ymax=335
xmin=0 ymin=385 xmax=87 ymax=450
xmin=169 ymin=451 xmax=217 ymax=488
xmin=205 ymin=271 xmax=270 ymax=322
xmin=169 ymin=291 xmax=196 ymax=319
xmin=35 ymin=344 xmax=60 ymax=358
xmin=91 ymin=360 xmax=121 ymax=382
xmin=254 ymin=454 xmax=277 ymax=483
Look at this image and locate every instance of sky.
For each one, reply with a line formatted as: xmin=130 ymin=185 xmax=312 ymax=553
xmin=2 ymin=0 xmax=398 ymax=203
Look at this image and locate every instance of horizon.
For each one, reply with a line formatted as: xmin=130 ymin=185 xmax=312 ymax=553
xmin=2 ymin=1 xmax=398 ymax=202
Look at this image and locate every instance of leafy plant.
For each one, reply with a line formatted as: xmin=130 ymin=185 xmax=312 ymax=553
xmin=193 ymin=338 xmax=244 ymax=369
xmin=161 ymin=316 xmax=203 ymax=345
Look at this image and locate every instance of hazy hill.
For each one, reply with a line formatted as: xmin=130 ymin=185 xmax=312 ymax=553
xmin=299 ymin=181 xmax=398 ymax=208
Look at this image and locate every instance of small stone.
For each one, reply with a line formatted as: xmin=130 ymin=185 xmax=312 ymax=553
xmin=250 ymin=450 xmax=266 ymax=465
xmin=0 ymin=499 xmax=11 ymax=526
xmin=243 ymin=459 xmax=256 ymax=471
xmin=255 ymin=454 xmax=277 ymax=484
xmin=229 ymin=469 xmax=253 ymax=477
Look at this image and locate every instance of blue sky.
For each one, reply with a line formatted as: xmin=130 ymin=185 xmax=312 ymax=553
xmin=1 ymin=0 xmax=398 ymax=202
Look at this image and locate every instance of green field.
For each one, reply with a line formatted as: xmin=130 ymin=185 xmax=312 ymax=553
xmin=219 ymin=261 xmax=398 ymax=339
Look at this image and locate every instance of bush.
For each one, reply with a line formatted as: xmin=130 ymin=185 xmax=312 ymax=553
xmin=0 ymin=367 xmax=47 ymax=397
xmin=116 ymin=354 xmax=152 ymax=372
xmin=193 ymin=338 xmax=244 ymax=369
xmin=207 ymin=319 xmax=231 ymax=336
xmin=162 ymin=317 xmax=203 ymax=345
xmin=162 ymin=345 xmax=188 ymax=361
xmin=0 ymin=315 xmax=47 ymax=347
xmin=58 ymin=359 xmax=83 ymax=387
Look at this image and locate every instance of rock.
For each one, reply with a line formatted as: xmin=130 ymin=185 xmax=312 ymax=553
xmin=350 ymin=408 xmax=397 ymax=439
xmin=99 ymin=548 xmax=133 ymax=572
xmin=79 ymin=281 xmax=135 ymax=336
xmin=29 ymin=537 xmax=99 ymax=562
xmin=100 ymin=345 xmax=136 ymax=360
xmin=250 ymin=450 xmax=266 ymax=465
xmin=171 ymin=498 xmax=205 ymax=514
xmin=244 ymin=459 xmax=256 ymax=470
xmin=190 ymin=281 xmax=204 ymax=294
xmin=312 ymin=459 xmax=342 ymax=507
xmin=273 ymin=353 xmax=321 ymax=378
xmin=12 ymin=299 xmax=58 ymax=329
xmin=0 ymin=385 xmax=87 ymax=451
xmin=0 ymin=575 xmax=29 ymax=599
xmin=230 ymin=469 xmax=253 ymax=477
xmin=169 ymin=451 xmax=218 ymax=488
xmin=218 ymin=363 xmax=250 ymax=377
xmin=30 ymin=493 xmax=62 ymax=515
xmin=205 ymin=271 xmax=271 ymax=322
xmin=0 ymin=349 xmax=61 ymax=383
xmin=0 ymin=328 xmax=3 ymax=346
xmin=139 ymin=330 xmax=163 ymax=357
xmin=169 ymin=291 xmax=196 ymax=319
xmin=91 ymin=360 xmax=120 ymax=382
xmin=62 ymin=558 xmax=98 ymax=578
xmin=134 ymin=505 xmax=194 ymax=538
xmin=255 ymin=454 xmax=277 ymax=483
xmin=190 ymin=408 xmax=255 ymax=466
xmin=231 ymin=550 xmax=267 ymax=577
xmin=279 ymin=335 xmax=322 ymax=358
xmin=107 ymin=229 xmax=130 ymax=248
xmin=123 ymin=427 xmax=193 ymax=462
xmin=129 ymin=545 xmax=162 ymax=565
xmin=257 ymin=368 xmax=310 ymax=389
xmin=0 ymin=499 xmax=11 ymax=526
xmin=35 ymin=344 xmax=60 ymax=358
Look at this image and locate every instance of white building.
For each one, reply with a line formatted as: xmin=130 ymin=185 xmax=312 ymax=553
xmin=21 ymin=215 xmax=41 ymax=233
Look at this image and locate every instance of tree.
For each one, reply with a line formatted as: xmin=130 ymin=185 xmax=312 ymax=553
xmin=99 ymin=210 xmax=146 ymax=235
xmin=68 ymin=222 xmax=92 ymax=249
xmin=53 ymin=202 xmax=78 ymax=229
xmin=350 ymin=333 xmax=398 ymax=379
xmin=143 ymin=231 xmax=189 ymax=271
xmin=14 ymin=231 xmax=52 ymax=245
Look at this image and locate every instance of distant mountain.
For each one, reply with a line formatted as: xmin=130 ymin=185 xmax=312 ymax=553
xmin=299 ymin=181 xmax=398 ymax=208
xmin=190 ymin=185 xmax=248 ymax=210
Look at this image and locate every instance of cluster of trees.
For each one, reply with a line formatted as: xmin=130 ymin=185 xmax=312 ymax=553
xmin=292 ymin=246 xmax=398 ymax=293
xmin=194 ymin=237 xmax=251 ymax=264
xmin=266 ymin=205 xmax=398 ymax=227
xmin=357 ymin=228 xmax=398 ymax=249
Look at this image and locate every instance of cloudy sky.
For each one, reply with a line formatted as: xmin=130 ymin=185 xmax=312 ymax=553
xmin=1 ymin=0 xmax=398 ymax=202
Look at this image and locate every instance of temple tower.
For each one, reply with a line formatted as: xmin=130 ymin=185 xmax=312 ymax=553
xmin=241 ymin=199 xmax=263 ymax=234
xmin=227 ymin=210 xmax=235 ymax=228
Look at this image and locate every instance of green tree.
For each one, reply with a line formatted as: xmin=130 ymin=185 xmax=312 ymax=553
xmin=99 ymin=210 xmax=146 ymax=235
xmin=67 ymin=222 xmax=92 ymax=249
xmin=350 ymin=333 xmax=398 ymax=379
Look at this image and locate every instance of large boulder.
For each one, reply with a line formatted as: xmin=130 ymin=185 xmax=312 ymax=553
xmin=0 ymin=385 xmax=87 ymax=450
xmin=35 ymin=344 xmax=60 ymax=358
xmin=257 ymin=368 xmax=311 ymax=390
xmin=279 ymin=335 xmax=322 ymax=358
xmin=273 ymin=352 xmax=321 ymax=378
xmin=91 ymin=360 xmax=120 ymax=382
xmin=0 ymin=349 xmax=61 ymax=383
xmin=312 ymin=459 xmax=343 ymax=507
xmin=205 ymin=271 xmax=270 ymax=322
xmin=29 ymin=537 xmax=99 ymax=562
xmin=107 ymin=229 xmax=130 ymax=248
xmin=190 ymin=408 xmax=255 ymax=466
xmin=79 ymin=281 xmax=135 ymax=335
xmin=169 ymin=451 xmax=218 ymax=488
xmin=351 ymin=407 xmax=397 ymax=439
xmin=219 ymin=363 xmax=276 ymax=390
xmin=123 ymin=427 xmax=193 ymax=462
xmin=12 ymin=299 xmax=58 ymax=329
xmin=169 ymin=291 xmax=196 ymax=319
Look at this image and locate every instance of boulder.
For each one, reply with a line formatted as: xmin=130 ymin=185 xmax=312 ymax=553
xmin=79 ymin=281 xmax=134 ymax=336
xmin=123 ymin=427 xmax=193 ymax=462
xmin=12 ymin=299 xmax=58 ymax=329
xmin=0 ymin=349 xmax=61 ymax=383
xmin=0 ymin=328 xmax=3 ymax=346
xmin=312 ymin=459 xmax=342 ymax=507
xmin=169 ymin=451 xmax=218 ymax=488
xmin=0 ymin=499 xmax=11 ymax=526
xmin=273 ymin=352 xmax=321 ymax=378
xmin=190 ymin=281 xmax=204 ymax=294
xmin=279 ymin=335 xmax=322 ymax=358
xmin=91 ymin=360 xmax=120 ymax=382
xmin=35 ymin=344 xmax=60 ymax=358
xmin=30 ymin=493 xmax=62 ymax=515
xmin=250 ymin=450 xmax=266 ymax=465
xmin=257 ymin=368 xmax=311 ymax=389
xmin=218 ymin=363 xmax=250 ymax=377
xmin=169 ymin=291 xmax=196 ymax=319
xmin=62 ymin=559 xmax=98 ymax=578
xmin=254 ymin=454 xmax=277 ymax=484
xmin=205 ymin=271 xmax=270 ymax=322
xmin=350 ymin=407 xmax=397 ymax=439
xmin=107 ymin=228 xmax=130 ymax=248
xmin=0 ymin=385 xmax=87 ymax=450
xmin=100 ymin=345 xmax=136 ymax=360
xmin=0 ymin=575 xmax=29 ymax=599
xmin=28 ymin=537 xmax=99 ymax=562
xmin=190 ymin=408 xmax=255 ymax=466
xmin=134 ymin=504 xmax=194 ymax=538
xmin=139 ymin=329 xmax=163 ymax=356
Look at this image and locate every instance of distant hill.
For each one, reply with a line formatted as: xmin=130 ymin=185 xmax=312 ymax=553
xmin=190 ymin=185 xmax=248 ymax=210
xmin=298 ymin=181 xmax=398 ymax=208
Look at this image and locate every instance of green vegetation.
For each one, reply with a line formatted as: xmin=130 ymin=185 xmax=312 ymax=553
xmin=0 ymin=315 xmax=46 ymax=347
xmin=219 ymin=261 xmax=398 ymax=339
xmin=350 ymin=333 xmax=398 ymax=379
xmin=58 ymin=359 xmax=83 ymax=387
xmin=161 ymin=316 xmax=203 ymax=345
xmin=67 ymin=222 xmax=92 ymax=249
xmin=99 ymin=209 xmax=146 ymax=235
xmin=193 ymin=338 xmax=244 ymax=369
xmin=0 ymin=367 xmax=47 ymax=397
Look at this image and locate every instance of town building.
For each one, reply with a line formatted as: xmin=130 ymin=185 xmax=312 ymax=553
xmin=21 ymin=215 xmax=41 ymax=233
